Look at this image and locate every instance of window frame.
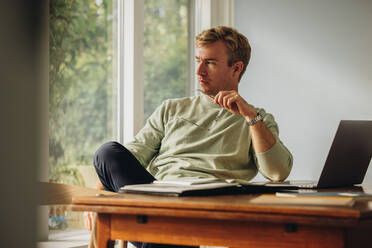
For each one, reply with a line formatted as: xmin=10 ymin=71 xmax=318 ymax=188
xmin=118 ymin=0 xmax=145 ymax=144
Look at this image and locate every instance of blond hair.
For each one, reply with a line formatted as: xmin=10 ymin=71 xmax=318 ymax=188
xmin=196 ymin=26 xmax=251 ymax=81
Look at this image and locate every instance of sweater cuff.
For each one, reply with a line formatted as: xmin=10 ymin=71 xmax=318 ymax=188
xmin=255 ymin=140 xmax=293 ymax=182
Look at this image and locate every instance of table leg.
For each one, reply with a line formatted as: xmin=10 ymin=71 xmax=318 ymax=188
xmin=97 ymin=214 xmax=112 ymax=248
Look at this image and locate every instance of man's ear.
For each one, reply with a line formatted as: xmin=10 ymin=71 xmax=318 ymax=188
xmin=232 ymin=61 xmax=244 ymax=77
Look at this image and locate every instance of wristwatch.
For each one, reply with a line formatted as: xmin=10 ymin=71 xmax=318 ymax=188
xmin=247 ymin=113 xmax=263 ymax=126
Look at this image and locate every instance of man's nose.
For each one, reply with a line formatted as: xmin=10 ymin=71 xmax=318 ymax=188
xmin=196 ymin=62 xmax=207 ymax=76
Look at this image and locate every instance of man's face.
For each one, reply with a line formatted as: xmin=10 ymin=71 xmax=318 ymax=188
xmin=196 ymin=40 xmax=237 ymax=96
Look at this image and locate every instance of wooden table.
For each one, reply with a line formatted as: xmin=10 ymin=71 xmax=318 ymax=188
xmin=71 ymin=186 xmax=372 ymax=248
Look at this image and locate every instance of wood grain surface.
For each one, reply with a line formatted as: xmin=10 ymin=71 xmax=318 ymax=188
xmin=38 ymin=181 xmax=117 ymax=205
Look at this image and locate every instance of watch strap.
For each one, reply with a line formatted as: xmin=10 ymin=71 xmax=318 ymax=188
xmin=247 ymin=113 xmax=263 ymax=126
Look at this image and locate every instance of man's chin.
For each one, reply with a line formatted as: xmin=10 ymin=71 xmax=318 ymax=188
xmin=199 ymin=84 xmax=217 ymax=95
xmin=199 ymin=88 xmax=211 ymax=95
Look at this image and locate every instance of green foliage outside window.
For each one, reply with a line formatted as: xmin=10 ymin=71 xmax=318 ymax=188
xmin=144 ymin=0 xmax=189 ymax=120
xmin=49 ymin=0 xmax=115 ymax=185
xmin=49 ymin=0 xmax=188 ymax=230
xmin=49 ymin=0 xmax=189 ymax=188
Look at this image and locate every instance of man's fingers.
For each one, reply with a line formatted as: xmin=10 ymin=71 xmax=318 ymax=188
xmin=213 ymin=90 xmax=250 ymax=116
xmin=226 ymin=95 xmax=240 ymax=112
xmin=223 ymin=92 xmax=237 ymax=109
xmin=214 ymin=91 xmax=229 ymax=105
xmin=218 ymin=92 xmax=240 ymax=113
xmin=215 ymin=91 xmax=235 ymax=106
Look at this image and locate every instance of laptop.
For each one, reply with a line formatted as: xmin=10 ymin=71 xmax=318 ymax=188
xmin=263 ymin=120 xmax=372 ymax=189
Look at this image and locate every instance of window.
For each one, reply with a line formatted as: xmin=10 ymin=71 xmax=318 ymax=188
xmin=49 ymin=0 xmax=191 ymax=231
xmin=49 ymin=0 xmax=118 ymax=229
xmin=144 ymin=0 xmax=190 ymax=120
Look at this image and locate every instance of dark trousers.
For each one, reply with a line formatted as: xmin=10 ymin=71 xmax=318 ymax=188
xmin=93 ymin=141 xmax=198 ymax=248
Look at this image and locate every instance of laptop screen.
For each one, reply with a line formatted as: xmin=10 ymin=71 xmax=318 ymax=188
xmin=317 ymin=120 xmax=372 ymax=188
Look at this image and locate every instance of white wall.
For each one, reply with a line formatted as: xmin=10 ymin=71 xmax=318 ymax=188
xmin=235 ymin=0 xmax=372 ymax=182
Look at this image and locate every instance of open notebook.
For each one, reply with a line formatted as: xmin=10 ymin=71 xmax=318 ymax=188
xmin=120 ymin=178 xmax=244 ymax=196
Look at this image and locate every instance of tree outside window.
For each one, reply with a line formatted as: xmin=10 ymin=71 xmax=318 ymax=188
xmin=49 ymin=0 xmax=117 ymax=229
xmin=49 ymin=0 xmax=189 ymax=230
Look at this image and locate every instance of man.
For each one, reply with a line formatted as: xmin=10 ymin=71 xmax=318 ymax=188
xmin=91 ymin=26 xmax=293 ymax=248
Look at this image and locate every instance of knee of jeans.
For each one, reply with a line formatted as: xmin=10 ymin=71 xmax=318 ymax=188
xmin=93 ymin=141 xmax=122 ymax=169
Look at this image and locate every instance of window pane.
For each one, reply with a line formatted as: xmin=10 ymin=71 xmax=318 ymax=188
xmin=49 ymin=0 xmax=117 ymax=229
xmin=144 ymin=0 xmax=189 ymax=120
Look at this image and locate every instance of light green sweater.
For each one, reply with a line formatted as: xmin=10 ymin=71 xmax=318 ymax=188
xmin=125 ymin=95 xmax=293 ymax=183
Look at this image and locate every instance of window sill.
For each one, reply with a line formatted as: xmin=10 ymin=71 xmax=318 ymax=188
xmin=36 ymin=229 xmax=89 ymax=248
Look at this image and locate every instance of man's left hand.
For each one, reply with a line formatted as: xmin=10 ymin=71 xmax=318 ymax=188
xmin=214 ymin=90 xmax=256 ymax=120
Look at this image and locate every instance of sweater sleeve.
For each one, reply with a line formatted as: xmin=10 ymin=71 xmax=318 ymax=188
xmin=251 ymin=109 xmax=293 ymax=182
xmin=124 ymin=102 xmax=166 ymax=168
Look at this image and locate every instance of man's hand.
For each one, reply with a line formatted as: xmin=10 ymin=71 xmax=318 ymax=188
xmin=211 ymin=90 xmax=276 ymax=153
xmin=213 ymin=90 xmax=256 ymax=120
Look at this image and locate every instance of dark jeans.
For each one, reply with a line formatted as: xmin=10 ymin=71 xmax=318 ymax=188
xmin=93 ymin=141 xmax=198 ymax=248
